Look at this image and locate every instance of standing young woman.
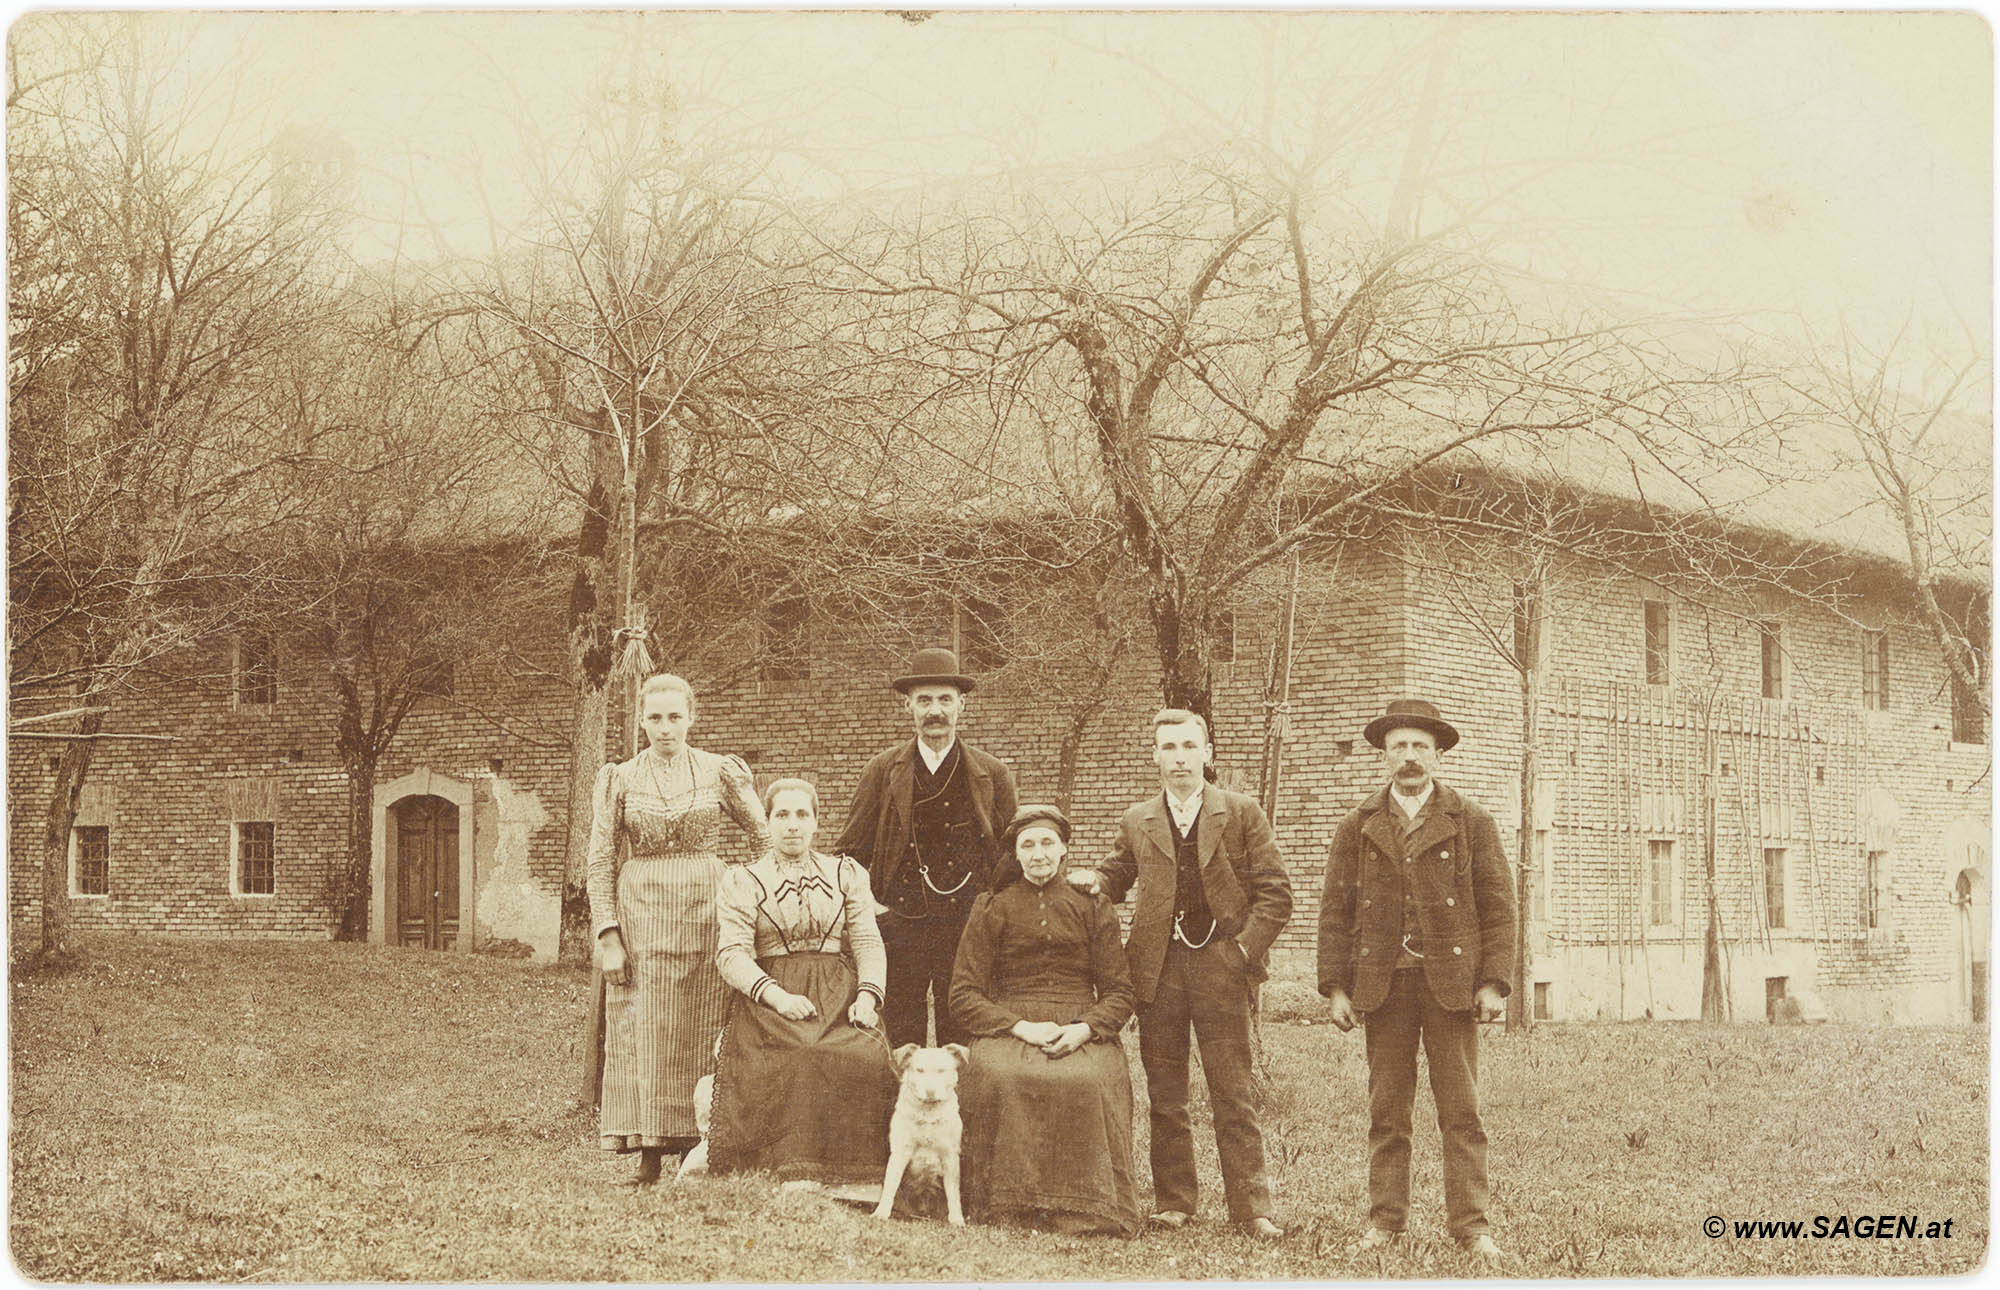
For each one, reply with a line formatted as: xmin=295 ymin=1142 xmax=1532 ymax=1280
xmin=588 ymin=673 xmax=768 ymax=1185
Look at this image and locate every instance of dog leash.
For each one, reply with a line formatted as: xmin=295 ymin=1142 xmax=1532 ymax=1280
xmin=855 ymin=1017 xmax=900 ymax=1070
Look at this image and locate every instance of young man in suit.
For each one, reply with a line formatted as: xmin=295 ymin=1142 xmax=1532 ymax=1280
xmin=1318 ymin=697 xmax=1515 ymax=1263
xmin=836 ymin=647 xmax=1018 ymax=1049
xmin=1072 ymin=708 xmax=1291 ymax=1240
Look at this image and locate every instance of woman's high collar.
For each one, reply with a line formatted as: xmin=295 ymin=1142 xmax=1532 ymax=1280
xmin=763 ymin=846 xmax=825 ymax=874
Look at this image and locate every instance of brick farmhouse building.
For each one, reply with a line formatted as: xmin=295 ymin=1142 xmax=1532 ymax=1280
xmin=8 ymin=468 xmax=1990 ymax=1025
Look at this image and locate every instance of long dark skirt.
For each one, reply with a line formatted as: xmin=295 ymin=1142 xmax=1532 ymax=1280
xmin=961 ymin=996 xmax=1140 ymax=1237
xmin=709 ymin=952 xmax=898 ymax=1183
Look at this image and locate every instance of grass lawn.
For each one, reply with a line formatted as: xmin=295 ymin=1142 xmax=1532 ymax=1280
xmin=9 ymin=935 xmax=1988 ymax=1281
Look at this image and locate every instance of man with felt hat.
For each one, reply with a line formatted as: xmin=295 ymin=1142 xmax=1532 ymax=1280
xmin=835 ymin=647 xmax=1018 ymax=1049
xmin=1318 ymin=698 xmax=1515 ymax=1263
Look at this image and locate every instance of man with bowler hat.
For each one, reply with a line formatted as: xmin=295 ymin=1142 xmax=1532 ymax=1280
xmin=836 ymin=647 xmax=1018 ymax=1048
xmin=1319 ymin=698 xmax=1515 ymax=1262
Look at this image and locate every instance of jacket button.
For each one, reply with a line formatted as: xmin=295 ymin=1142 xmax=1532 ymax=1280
xmin=1362 ymin=899 xmax=1372 ymax=909
xmin=1440 ymin=850 xmax=1450 ymax=859
xmin=1359 ymin=947 xmax=1369 ymax=956
xmin=1446 ymin=897 xmax=1456 ymax=907
xmin=1452 ymin=946 xmax=1463 ymax=955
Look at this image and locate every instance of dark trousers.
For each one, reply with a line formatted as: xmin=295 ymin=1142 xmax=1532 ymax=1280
xmin=1362 ymin=968 xmax=1490 ymax=1238
xmin=1136 ymin=939 xmax=1272 ymax=1222
xmin=880 ymin=909 xmax=970 ymax=1048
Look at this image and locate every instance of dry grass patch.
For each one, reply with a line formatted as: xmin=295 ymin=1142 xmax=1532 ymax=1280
xmin=10 ymin=936 xmax=1987 ymax=1280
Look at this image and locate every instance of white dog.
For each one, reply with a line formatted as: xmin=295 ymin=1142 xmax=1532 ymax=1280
xmin=673 ymin=1074 xmax=714 ymax=1180
xmin=676 ymin=1033 xmax=725 ymax=1182
xmin=872 ymin=1043 xmax=969 ymax=1225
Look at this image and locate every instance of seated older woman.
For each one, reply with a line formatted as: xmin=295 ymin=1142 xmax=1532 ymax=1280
xmin=707 ymin=778 xmax=897 ymax=1183
xmin=950 ymin=804 xmax=1139 ymax=1236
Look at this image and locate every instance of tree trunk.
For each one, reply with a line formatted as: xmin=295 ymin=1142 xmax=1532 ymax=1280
xmin=556 ymin=466 xmax=622 ymax=968
xmin=1153 ymin=594 xmax=1217 ymax=753
xmin=1699 ymin=717 xmax=1728 ymax=1021
xmin=333 ymin=748 xmax=377 ymax=942
xmin=1506 ymin=572 xmax=1543 ymax=1032
xmin=1258 ymin=553 xmax=1301 ymax=821
xmin=1509 ymin=655 xmax=1538 ymax=1032
xmin=560 ymin=681 xmax=610 ymax=964
xmin=37 ymin=709 xmax=105 ymax=965
xmin=1054 ymin=695 xmax=1105 ymax=813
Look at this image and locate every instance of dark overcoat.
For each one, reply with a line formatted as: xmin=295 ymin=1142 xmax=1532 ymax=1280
xmin=832 ymin=739 xmax=1018 ymax=904
xmin=1317 ymin=781 xmax=1517 ymax=1013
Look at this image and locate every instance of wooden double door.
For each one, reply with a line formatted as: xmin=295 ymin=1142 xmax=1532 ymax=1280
xmin=394 ymin=795 xmax=460 ymax=950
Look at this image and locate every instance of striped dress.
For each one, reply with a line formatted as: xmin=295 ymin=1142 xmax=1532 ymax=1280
xmin=588 ymin=745 xmax=768 ymax=1150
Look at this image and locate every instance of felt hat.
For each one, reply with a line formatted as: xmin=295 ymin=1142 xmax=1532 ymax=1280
xmin=891 ymin=646 xmax=977 ymax=695
xmin=1362 ymin=697 xmax=1461 ymax=753
xmin=1001 ymin=803 xmax=1072 ymax=847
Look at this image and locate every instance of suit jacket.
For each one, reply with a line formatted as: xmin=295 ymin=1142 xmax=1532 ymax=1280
xmin=1317 ymin=780 xmax=1517 ymax=1013
xmin=833 ymin=739 xmax=1019 ymax=904
xmin=1100 ymin=783 xmax=1293 ymax=1006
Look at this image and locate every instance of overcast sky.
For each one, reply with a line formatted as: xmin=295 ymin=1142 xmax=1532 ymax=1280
xmin=17 ymin=9 xmax=1993 ymax=393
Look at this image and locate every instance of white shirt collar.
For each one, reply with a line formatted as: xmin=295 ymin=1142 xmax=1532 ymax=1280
xmin=1165 ymin=787 xmax=1204 ymax=832
xmin=917 ymin=738 xmax=957 ymax=775
xmin=1391 ymin=781 xmax=1435 ymax=819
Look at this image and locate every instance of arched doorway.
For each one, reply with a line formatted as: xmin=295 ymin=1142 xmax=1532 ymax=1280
xmin=392 ymin=795 xmax=461 ymax=950
xmin=1943 ymin=816 xmax=1990 ymax=1024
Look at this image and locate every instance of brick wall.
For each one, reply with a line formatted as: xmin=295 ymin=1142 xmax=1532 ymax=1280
xmin=8 ymin=640 xmax=574 ymax=946
xmin=1396 ymin=547 xmax=1990 ymax=1023
xmin=10 ymin=535 xmax=1985 ymax=1024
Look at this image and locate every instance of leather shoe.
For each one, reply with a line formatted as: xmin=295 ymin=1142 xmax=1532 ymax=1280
xmin=1350 ymin=1227 xmax=1401 ymax=1253
xmin=1460 ymin=1233 xmax=1505 ymax=1261
xmin=1149 ymin=1210 xmax=1193 ymax=1229
xmin=1242 ymin=1217 xmax=1284 ymax=1241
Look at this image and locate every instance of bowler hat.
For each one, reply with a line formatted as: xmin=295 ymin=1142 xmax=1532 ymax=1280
xmin=1363 ymin=698 xmax=1460 ymax=752
xmin=891 ymin=646 xmax=977 ymax=695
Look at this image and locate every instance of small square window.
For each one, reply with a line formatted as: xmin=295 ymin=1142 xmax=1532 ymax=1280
xmin=73 ymin=825 xmax=109 ymax=897
xmin=1862 ymin=850 xmax=1888 ymax=932
xmin=1759 ymin=622 xmax=1784 ymax=700
xmin=1861 ymin=630 xmax=1889 ymax=711
xmin=760 ymin=598 xmax=810 ymax=682
xmin=955 ymin=596 xmax=1005 ymax=672
xmin=1532 ymin=981 xmax=1552 ymax=1021
xmin=1647 ymin=839 xmax=1674 ymax=926
xmin=1763 ymin=847 xmax=1787 ymax=930
xmin=411 ymin=652 xmax=455 ymax=699
xmin=1642 ymin=600 xmax=1670 ymax=686
xmin=236 ymin=634 xmax=277 ymax=708
xmin=236 ymin=821 xmax=276 ymax=896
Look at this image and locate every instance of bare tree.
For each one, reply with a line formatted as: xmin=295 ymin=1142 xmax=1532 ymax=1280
xmin=446 ymin=35 xmax=919 ymax=961
xmin=7 ymin=14 xmax=346 ymax=963
xmin=837 ymin=32 xmax=1748 ymax=750
xmin=1787 ymin=326 xmax=1992 ymax=746
xmin=237 ymin=314 xmax=565 ymax=941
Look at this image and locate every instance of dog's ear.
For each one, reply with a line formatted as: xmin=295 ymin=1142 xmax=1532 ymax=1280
xmin=943 ymin=1043 xmax=970 ymax=1069
xmin=891 ymin=1042 xmax=919 ymax=1071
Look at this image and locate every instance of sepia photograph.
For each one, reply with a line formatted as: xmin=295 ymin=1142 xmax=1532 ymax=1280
xmin=6 ymin=8 xmax=1990 ymax=1281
